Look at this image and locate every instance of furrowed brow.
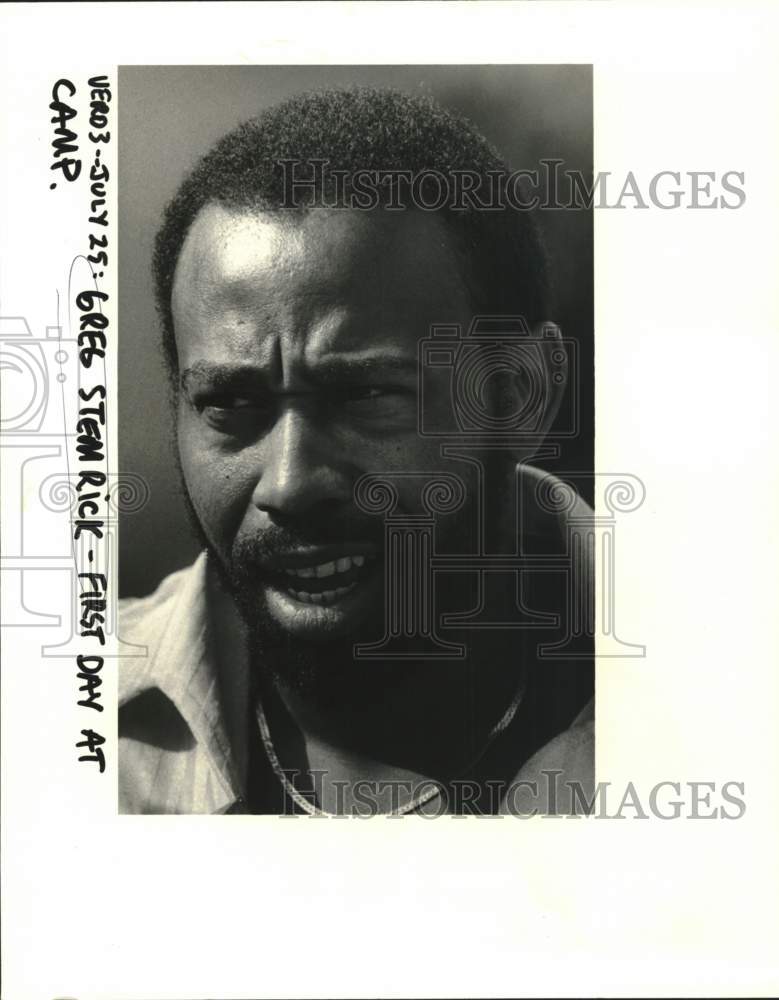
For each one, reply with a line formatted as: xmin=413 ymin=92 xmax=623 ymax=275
xmin=180 ymin=361 xmax=267 ymax=392
xmin=179 ymin=354 xmax=419 ymax=395
xmin=307 ymin=354 xmax=419 ymax=386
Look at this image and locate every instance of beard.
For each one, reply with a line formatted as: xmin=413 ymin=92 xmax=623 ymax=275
xmin=178 ymin=454 xmax=512 ymax=715
xmin=222 ymin=522 xmax=386 ymax=702
xmin=220 ymin=505 xmax=480 ymax=709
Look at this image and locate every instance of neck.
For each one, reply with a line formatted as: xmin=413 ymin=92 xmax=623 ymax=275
xmin=254 ymin=625 xmax=526 ymax=786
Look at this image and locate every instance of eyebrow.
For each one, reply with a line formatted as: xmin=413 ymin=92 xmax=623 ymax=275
xmin=180 ymin=354 xmax=419 ymax=392
xmin=180 ymin=361 xmax=261 ymax=393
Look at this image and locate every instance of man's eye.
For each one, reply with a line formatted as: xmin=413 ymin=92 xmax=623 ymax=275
xmin=335 ymin=386 xmax=416 ymax=422
xmin=196 ymin=395 xmax=272 ymax=431
xmin=343 ymin=387 xmax=384 ymax=403
xmin=340 ymin=386 xmax=403 ymax=404
xmin=203 ymin=395 xmax=254 ymax=409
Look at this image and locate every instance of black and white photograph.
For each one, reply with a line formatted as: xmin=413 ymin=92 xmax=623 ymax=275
xmin=117 ymin=65 xmax=595 ymax=816
xmin=2 ymin=3 xmax=779 ymax=998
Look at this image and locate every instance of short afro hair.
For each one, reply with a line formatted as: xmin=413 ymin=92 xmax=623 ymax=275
xmin=153 ymin=86 xmax=552 ymax=382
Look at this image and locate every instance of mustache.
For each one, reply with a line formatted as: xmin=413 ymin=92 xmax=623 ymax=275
xmin=231 ymin=516 xmax=385 ymax=570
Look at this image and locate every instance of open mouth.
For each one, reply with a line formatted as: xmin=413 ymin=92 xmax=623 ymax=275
xmin=270 ymin=553 xmax=380 ymax=608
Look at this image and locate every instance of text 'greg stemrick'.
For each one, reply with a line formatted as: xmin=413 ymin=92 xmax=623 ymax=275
xmin=51 ymin=73 xmax=114 ymax=773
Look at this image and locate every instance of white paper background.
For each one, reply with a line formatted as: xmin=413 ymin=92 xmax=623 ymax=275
xmin=1 ymin=2 xmax=778 ymax=997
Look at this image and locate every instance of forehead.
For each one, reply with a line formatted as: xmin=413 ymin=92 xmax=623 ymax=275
xmin=171 ymin=204 xmax=470 ymax=367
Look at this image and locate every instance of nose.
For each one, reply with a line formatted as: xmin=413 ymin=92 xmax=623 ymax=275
xmin=251 ymin=403 xmax=352 ymax=519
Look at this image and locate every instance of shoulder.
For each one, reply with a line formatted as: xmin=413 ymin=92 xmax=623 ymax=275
xmin=118 ymin=553 xmax=216 ymax=813
xmin=118 ymin=554 xmax=207 ymax=705
xmin=500 ymin=699 xmax=594 ymax=816
xmin=119 ymin=557 xmax=203 ymax=642
xmin=516 ymin=462 xmax=592 ymax=532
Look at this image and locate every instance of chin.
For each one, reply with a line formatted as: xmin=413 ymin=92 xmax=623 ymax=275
xmin=262 ymin=581 xmax=382 ymax=642
xmin=235 ymin=564 xmax=385 ymax=647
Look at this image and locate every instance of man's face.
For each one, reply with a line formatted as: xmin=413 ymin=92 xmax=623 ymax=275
xmin=172 ymin=205 xmax=473 ymax=645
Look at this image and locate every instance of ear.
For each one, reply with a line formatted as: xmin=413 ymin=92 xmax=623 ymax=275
xmin=511 ymin=321 xmax=568 ymax=462
xmin=537 ymin=321 xmax=569 ymax=434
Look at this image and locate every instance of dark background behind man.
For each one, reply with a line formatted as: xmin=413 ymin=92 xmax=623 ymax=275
xmin=119 ymin=64 xmax=592 ymax=597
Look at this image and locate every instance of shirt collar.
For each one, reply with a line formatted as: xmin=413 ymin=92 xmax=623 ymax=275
xmin=120 ymin=551 xmax=248 ymax=811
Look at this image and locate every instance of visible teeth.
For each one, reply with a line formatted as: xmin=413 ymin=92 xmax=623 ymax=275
xmin=283 ymin=555 xmax=372 ymax=579
xmin=287 ymin=582 xmax=357 ymax=606
xmin=319 ymin=587 xmax=355 ymax=603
